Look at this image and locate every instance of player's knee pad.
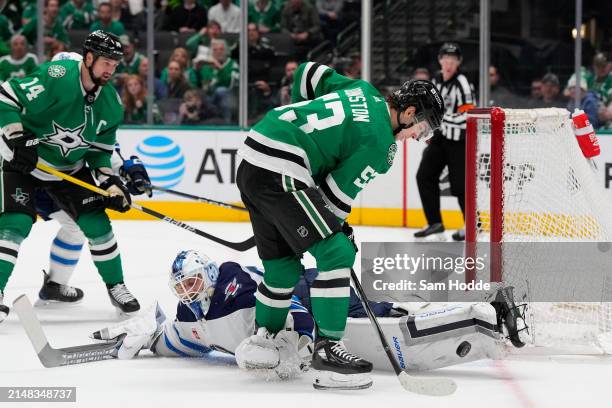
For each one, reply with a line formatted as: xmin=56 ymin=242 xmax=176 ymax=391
xmin=76 ymin=210 xmax=111 ymax=239
xmin=0 ymin=212 xmax=34 ymax=242
xmin=308 ymin=232 xmax=356 ymax=272
xmin=261 ymin=256 xmax=302 ymax=289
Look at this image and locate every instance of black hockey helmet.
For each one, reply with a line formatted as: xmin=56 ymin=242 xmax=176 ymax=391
xmin=389 ymin=79 xmax=444 ymax=134
xmin=438 ymin=42 xmax=462 ymax=61
xmin=83 ymin=30 xmax=123 ymax=62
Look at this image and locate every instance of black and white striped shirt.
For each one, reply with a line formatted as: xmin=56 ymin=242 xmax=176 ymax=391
xmin=432 ymin=71 xmax=476 ymax=141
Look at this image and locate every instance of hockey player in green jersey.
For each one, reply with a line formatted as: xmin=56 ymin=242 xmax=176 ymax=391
xmin=0 ymin=30 xmax=140 ymax=324
xmin=235 ymin=61 xmax=444 ymax=389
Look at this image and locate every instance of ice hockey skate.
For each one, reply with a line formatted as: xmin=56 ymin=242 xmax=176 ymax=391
xmin=107 ymin=283 xmax=140 ymax=315
xmin=36 ymin=271 xmax=84 ymax=306
xmin=414 ymin=223 xmax=446 ymax=241
xmin=311 ymin=338 xmax=373 ymax=390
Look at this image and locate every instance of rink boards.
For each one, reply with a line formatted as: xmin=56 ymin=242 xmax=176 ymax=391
xmin=113 ymin=128 xmax=612 ymax=228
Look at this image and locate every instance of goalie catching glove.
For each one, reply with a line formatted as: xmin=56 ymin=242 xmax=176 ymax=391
xmin=235 ymin=326 xmax=313 ymax=380
xmin=92 ymin=302 xmax=165 ymax=359
xmin=0 ymin=123 xmax=39 ymax=174
xmin=96 ymin=168 xmax=132 ymax=212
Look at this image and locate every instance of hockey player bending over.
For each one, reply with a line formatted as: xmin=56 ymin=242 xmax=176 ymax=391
xmin=0 ymin=31 xmax=140 ymax=323
xmin=234 ymin=62 xmax=444 ymax=389
xmin=92 ymin=250 xmax=527 ymax=377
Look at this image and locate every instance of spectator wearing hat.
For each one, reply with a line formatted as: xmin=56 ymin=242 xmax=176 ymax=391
xmin=538 ymin=73 xmax=565 ymax=108
xmin=566 ymin=72 xmax=600 ymax=129
xmin=586 ymin=53 xmax=612 ymax=106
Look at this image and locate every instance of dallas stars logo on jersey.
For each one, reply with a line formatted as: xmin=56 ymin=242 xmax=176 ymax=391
xmin=42 ymin=121 xmax=89 ymax=157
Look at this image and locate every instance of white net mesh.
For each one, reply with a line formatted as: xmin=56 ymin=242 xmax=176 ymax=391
xmin=470 ymin=108 xmax=612 ymax=353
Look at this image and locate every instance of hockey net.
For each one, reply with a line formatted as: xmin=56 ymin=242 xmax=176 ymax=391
xmin=465 ymin=107 xmax=612 ymax=353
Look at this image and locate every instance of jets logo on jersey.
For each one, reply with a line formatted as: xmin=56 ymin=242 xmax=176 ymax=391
xmin=48 ymin=65 xmax=66 ymax=78
xmin=224 ymin=278 xmax=240 ymax=301
xmin=11 ymin=188 xmax=30 ymax=206
xmin=42 ymin=122 xmax=89 ymax=157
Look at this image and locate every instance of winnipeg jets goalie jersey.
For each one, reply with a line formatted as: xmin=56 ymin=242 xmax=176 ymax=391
xmin=154 ymin=262 xmax=315 ymax=357
xmin=239 ymin=62 xmax=397 ymax=220
xmin=0 ymin=59 xmax=123 ymax=180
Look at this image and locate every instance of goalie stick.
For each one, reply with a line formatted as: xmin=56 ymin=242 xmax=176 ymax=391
xmin=35 ymin=163 xmax=256 ymax=252
xmin=349 ymin=269 xmax=458 ymax=396
xmin=12 ymin=295 xmax=122 ymax=367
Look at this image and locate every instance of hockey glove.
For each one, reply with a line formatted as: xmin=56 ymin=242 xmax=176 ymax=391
xmin=0 ymin=125 xmax=39 ymax=174
xmin=98 ymin=171 xmax=132 ymax=212
xmin=120 ymin=156 xmax=152 ymax=197
xmin=342 ymin=221 xmax=358 ymax=253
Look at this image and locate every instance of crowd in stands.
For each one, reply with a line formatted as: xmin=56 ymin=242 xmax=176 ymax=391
xmin=1 ymin=0 xmax=611 ymax=129
xmin=0 ymin=0 xmax=353 ymax=125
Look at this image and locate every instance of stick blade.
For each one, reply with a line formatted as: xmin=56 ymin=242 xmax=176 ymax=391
xmin=398 ymin=371 xmax=457 ymax=396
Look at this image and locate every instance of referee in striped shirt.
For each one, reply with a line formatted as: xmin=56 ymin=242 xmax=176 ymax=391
xmin=415 ymin=42 xmax=475 ymax=241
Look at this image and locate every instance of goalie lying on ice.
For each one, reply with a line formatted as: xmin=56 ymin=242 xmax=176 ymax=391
xmin=92 ymin=250 xmax=526 ymax=375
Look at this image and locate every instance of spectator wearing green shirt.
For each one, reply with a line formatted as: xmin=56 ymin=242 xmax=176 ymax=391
xmin=0 ymin=14 xmax=14 ymax=43
xmin=586 ymin=53 xmax=612 ymax=106
xmin=90 ymin=2 xmax=125 ymax=36
xmin=185 ymin=20 xmax=222 ymax=59
xmin=198 ymin=38 xmax=238 ymax=123
xmin=249 ymin=0 xmax=281 ymax=33
xmin=20 ymin=0 xmax=70 ymax=51
xmin=160 ymin=47 xmax=198 ymax=88
xmin=0 ymin=34 xmax=38 ymax=82
xmin=60 ymin=0 xmax=95 ymax=30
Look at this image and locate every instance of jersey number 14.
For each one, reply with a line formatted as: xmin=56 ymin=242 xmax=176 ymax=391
xmin=20 ymin=77 xmax=45 ymax=101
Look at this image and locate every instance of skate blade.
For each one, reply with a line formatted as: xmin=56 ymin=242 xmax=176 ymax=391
xmin=34 ymin=298 xmax=83 ymax=308
xmin=415 ymin=232 xmax=447 ymax=242
xmin=312 ymin=370 xmax=373 ymax=390
xmin=114 ymin=307 xmax=139 ymax=319
xmin=0 ymin=311 xmax=7 ymax=323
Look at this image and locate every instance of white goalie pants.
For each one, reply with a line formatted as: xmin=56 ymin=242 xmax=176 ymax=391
xmin=342 ymin=302 xmax=502 ymax=371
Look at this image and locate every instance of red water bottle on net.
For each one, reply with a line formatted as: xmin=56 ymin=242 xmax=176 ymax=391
xmin=571 ymin=109 xmax=600 ymax=158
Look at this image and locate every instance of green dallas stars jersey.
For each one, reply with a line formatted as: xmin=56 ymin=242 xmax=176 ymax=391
xmin=0 ymin=53 xmax=39 ymax=82
xmin=239 ymin=61 xmax=396 ymax=220
xmin=0 ymin=59 xmax=123 ymax=179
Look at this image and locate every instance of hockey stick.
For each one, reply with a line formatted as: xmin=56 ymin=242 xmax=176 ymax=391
xmin=35 ymin=163 xmax=256 ymax=252
xmin=12 ymin=295 xmax=121 ymax=367
xmin=151 ymin=186 xmax=248 ymax=212
xmin=349 ymin=269 xmax=458 ymax=396
xmin=113 ymin=145 xmax=248 ymax=212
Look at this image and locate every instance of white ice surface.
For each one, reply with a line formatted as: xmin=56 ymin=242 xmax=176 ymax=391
xmin=0 ymin=220 xmax=610 ymax=408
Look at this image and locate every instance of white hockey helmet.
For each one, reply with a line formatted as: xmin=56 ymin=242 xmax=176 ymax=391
xmin=169 ymin=250 xmax=219 ymax=313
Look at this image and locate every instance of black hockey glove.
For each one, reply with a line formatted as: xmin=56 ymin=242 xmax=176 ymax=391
xmin=342 ymin=221 xmax=358 ymax=253
xmin=120 ymin=156 xmax=152 ymax=197
xmin=99 ymin=175 xmax=132 ymax=213
xmin=2 ymin=130 xmax=39 ymax=174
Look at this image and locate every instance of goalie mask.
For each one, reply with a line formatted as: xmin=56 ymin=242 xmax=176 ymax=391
xmin=389 ymin=79 xmax=444 ymax=139
xmin=169 ymin=250 xmax=220 ymax=319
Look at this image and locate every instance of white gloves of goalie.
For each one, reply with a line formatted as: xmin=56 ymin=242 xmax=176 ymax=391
xmin=235 ymin=327 xmax=313 ymax=380
xmin=92 ymin=302 xmax=165 ymax=359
